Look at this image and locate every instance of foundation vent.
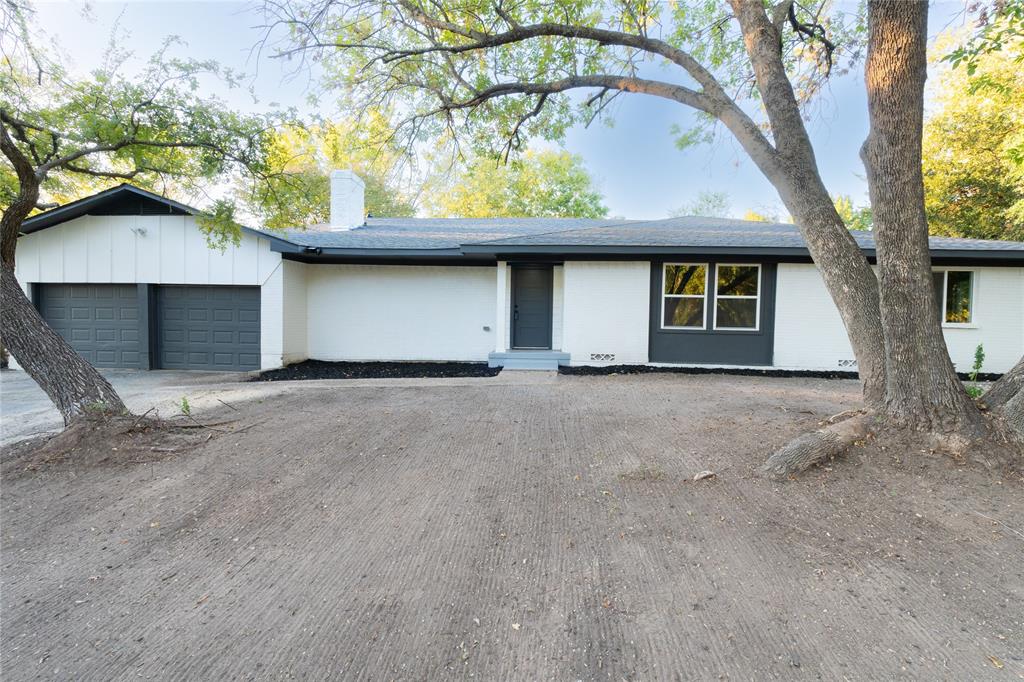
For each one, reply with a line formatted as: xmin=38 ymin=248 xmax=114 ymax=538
xmin=590 ymin=353 xmax=615 ymax=362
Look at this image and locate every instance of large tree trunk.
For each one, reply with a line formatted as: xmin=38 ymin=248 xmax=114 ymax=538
xmin=0 ymin=264 xmax=126 ymax=424
xmin=1 ymin=123 xmax=128 ymax=425
xmin=861 ymin=0 xmax=983 ymax=435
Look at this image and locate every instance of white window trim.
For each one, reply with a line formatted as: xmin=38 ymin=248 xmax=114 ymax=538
xmin=934 ymin=268 xmax=977 ymax=328
xmin=661 ymin=263 xmax=708 ymax=330
xmin=713 ymin=263 xmax=761 ymax=331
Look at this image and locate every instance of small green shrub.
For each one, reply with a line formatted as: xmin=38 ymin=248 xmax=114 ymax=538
xmin=966 ymin=344 xmax=985 ymax=398
xmin=178 ymin=396 xmax=191 ymax=417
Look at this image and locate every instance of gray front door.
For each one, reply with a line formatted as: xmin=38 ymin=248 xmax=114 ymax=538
xmin=511 ymin=265 xmax=553 ymax=349
xmin=38 ymin=284 xmax=141 ymax=368
xmin=155 ymin=286 xmax=260 ymax=370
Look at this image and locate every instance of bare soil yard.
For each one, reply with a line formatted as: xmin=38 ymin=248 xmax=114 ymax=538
xmin=2 ymin=373 xmax=1021 ymax=680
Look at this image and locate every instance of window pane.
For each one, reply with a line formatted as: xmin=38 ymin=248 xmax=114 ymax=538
xmin=932 ymin=272 xmax=945 ymax=321
xmin=664 ymin=265 xmax=706 ymax=296
xmin=664 ymin=297 xmax=704 ymax=327
xmin=716 ymin=299 xmax=758 ymax=329
xmin=717 ymin=265 xmax=759 ymax=296
xmin=945 ymin=271 xmax=972 ymax=323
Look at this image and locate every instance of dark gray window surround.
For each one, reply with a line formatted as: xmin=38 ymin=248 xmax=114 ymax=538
xmin=649 ymin=260 xmax=776 ymax=366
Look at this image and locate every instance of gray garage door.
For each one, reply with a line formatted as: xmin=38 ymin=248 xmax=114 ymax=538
xmin=155 ymin=286 xmax=260 ymax=370
xmin=38 ymin=284 xmax=141 ymax=368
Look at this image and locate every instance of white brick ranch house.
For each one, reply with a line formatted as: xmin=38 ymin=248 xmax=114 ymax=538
xmin=14 ymin=173 xmax=1024 ymax=374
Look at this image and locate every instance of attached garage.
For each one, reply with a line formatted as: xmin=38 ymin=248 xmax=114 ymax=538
xmin=17 ymin=185 xmax=286 ymax=372
xmin=38 ymin=284 xmax=142 ymax=369
xmin=155 ymin=286 xmax=260 ymax=370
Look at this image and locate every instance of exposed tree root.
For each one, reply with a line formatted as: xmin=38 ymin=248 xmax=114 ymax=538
xmin=2 ymin=413 xmax=211 ymax=476
xmin=764 ymin=401 xmax=1024 ymax=480
xmin=762 ymin=411 xmax=873 ymax=479
xmin=983 ymin=356 xmax=1024 ymax=411
xmin=999 ymin=391 xmax=1024 ymax=437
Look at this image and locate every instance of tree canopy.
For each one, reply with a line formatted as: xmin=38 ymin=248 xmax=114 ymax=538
xmin=833 ymin=195 xmax=872 ymax=231
xmin=243 ymin=110 xmax=418 ymax=229
xmin=0 ymin=38 xmax=291 ymax=252
xmin=266 ymin=0 xmax=865 ymax=160
xmin=924 ymin=21 xmax=1024 ymax=241
xmin=426 ymin=149 xmax=607 ymax=218
xmin=670 ymin=190 xmax=731 ymax=219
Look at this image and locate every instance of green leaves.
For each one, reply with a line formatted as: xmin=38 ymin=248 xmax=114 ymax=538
xmin=426 ymin=149 xmax=607 ymax=218
xmin=943 ymin=0 xmax=1024 ymax=75
xmin=924 ymin=19 xmax=1024 ymax=241
xmin=1 ymin=16 xmax=293 ymax=247
xmin=241 ymin=112 xmax=417 ymax=229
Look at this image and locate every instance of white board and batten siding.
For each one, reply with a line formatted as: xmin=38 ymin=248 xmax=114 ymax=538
xmin=562 ymin=261 xmax=651 ymax=366
xmin=305 ymin=264 xmax=496 ymax=362
xmin=14 ymin=214 xmax=296 ymax=370
xmin=775 ymin=263 xmax=1024 ymax=374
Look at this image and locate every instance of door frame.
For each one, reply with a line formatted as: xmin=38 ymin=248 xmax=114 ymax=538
xmin=510 ymin=263 xmax=554 ymax=350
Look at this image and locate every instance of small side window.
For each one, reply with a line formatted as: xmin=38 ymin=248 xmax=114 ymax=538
xmin=933 ymin=270 xmax=974 ymax=325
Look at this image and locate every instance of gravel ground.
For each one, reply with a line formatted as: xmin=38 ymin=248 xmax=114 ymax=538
xmin=1 ymin=373 xmax=1021 ymax=680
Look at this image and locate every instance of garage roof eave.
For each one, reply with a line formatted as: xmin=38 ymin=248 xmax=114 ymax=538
xmin=21 ymin=184 xmax=200 ymax=233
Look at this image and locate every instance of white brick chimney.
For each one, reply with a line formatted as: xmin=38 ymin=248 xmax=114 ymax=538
xmin=328 ymin=169 xmax=365 ymax=230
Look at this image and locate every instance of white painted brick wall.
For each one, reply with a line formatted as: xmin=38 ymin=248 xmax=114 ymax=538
xmin=562 ymin=261 xmax=650 ymax=365
xmin=305 ymin=264 xmax=496 ymax=361
xmin=281 ymin=260 xmax=308 ymax=365
xmin=774 ymin=263 xmax=1024 ymax=373
xmin=552 ymin=265 xmax=565 ymax=350
xmin=259 ymin=262 xmax=285 ymax=370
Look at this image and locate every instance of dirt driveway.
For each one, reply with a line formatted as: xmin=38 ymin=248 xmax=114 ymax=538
xmin=1 ymin=373 xmax=1021 ymax=679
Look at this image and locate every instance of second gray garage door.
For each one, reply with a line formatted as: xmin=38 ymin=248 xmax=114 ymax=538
xmin=155 ymin=286 xmax=260 ymax=371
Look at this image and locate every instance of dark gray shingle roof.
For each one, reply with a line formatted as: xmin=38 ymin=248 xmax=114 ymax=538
xmin=256 ymin=215 xmax=1024 ymax=255
xmin=466 ymin=216 xmax=1024 ymax=253
xmin=273 ymin=217 xmax=628 ymax=250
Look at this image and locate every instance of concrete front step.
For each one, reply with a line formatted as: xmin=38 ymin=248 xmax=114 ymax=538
xmin=488 ymin=350 xmax=570 ymax=370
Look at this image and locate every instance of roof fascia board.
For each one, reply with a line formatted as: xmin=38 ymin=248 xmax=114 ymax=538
xmin=21 ymin=184 xmax=199 ymax=233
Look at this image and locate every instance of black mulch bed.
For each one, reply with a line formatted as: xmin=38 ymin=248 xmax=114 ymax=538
xmin=252 ymin=360 xmax=502 ymax=382
xmin=559 ymin=364 xmax=860 ymax=379
xmin=559 ymin=364 xmax=1005 ymax=382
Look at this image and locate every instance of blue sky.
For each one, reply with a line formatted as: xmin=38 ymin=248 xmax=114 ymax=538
xmin=33 ymin=1 xmax=971 ymax=220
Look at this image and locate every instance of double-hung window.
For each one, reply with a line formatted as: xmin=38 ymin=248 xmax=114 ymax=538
xmin=662 ymin=264 xmax=708 ymax=329
xmin=932 ymin=270 xmax=974 ymax=325
xmin=713 ymin=264 xmax=761 ymax=331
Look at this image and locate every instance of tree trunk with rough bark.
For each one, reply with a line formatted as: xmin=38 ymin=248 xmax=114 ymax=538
xmin=0 ymin=263 xmax=126 ymax=423
xmin=1 ymin=123 xmax=128 ymax=425
xmin=861 ymin=0 xmax=984 ymax=437
xmin=984 ymin=356 xmax=1024 ymax=410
